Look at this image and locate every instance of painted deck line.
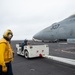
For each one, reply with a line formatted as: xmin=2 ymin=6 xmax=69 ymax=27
xmin=45 ymin=55 xmax=75 ymax=66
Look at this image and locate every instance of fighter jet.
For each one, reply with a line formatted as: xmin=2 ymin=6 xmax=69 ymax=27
xmin=33 ymin=14 xmax=75 ymax=42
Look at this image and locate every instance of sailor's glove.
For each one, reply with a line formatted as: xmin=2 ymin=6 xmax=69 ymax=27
xmin=2 ymin=66 xmax=7 ymax=72
xmin=13 ymin=52 xmax=15 ymax=58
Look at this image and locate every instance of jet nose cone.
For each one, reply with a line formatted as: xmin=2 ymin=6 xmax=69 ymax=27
xmin=33 ymin=31 xmax=44 ymax=40
xmin=33 ymin=33 xmax=40 ymax=39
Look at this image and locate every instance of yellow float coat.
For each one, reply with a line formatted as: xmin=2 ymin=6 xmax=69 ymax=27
xmin=0 ymin=38 xmax=14 ymax=66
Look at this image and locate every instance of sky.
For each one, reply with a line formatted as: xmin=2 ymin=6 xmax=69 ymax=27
xmin=0 ymin=0 xmax=75 ymax=40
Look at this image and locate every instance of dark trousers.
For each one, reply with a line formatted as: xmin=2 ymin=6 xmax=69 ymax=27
xmin=0 ymin=62 xmax=13 ymax=75
xmin=21 ymin=46 xmax=24 ymax=51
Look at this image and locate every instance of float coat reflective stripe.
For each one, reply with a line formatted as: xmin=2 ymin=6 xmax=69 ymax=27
xmin=0 ymin=38 xmax=14 ymax=67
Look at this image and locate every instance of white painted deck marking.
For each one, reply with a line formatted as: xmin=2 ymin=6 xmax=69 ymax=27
xmin=45 ymin=55 xmax=75 ymax=66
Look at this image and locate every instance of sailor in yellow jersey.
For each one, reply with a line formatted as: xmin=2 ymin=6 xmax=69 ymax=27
xmin=0 ymin=29 xmax=14 ymax=75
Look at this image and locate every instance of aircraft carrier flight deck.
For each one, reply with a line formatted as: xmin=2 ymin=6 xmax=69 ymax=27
xmin=11 ymin=40 xmax=75 ymax=75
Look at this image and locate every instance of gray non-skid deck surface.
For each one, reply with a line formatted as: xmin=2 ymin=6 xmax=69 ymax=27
xmin=11 ymin=40 xmax=75 ymax=75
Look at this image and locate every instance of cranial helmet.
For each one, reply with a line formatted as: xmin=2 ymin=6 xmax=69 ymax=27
xmin=3 ymin=29 xmax=13 ymax=38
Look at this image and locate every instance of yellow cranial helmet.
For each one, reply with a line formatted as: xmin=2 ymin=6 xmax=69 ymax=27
xmin=3 ymin=29 xmax=13 ymax=38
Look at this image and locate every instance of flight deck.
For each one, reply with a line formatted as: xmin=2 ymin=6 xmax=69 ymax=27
xmin=11 ymin=40 xmax=75 ymax=75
